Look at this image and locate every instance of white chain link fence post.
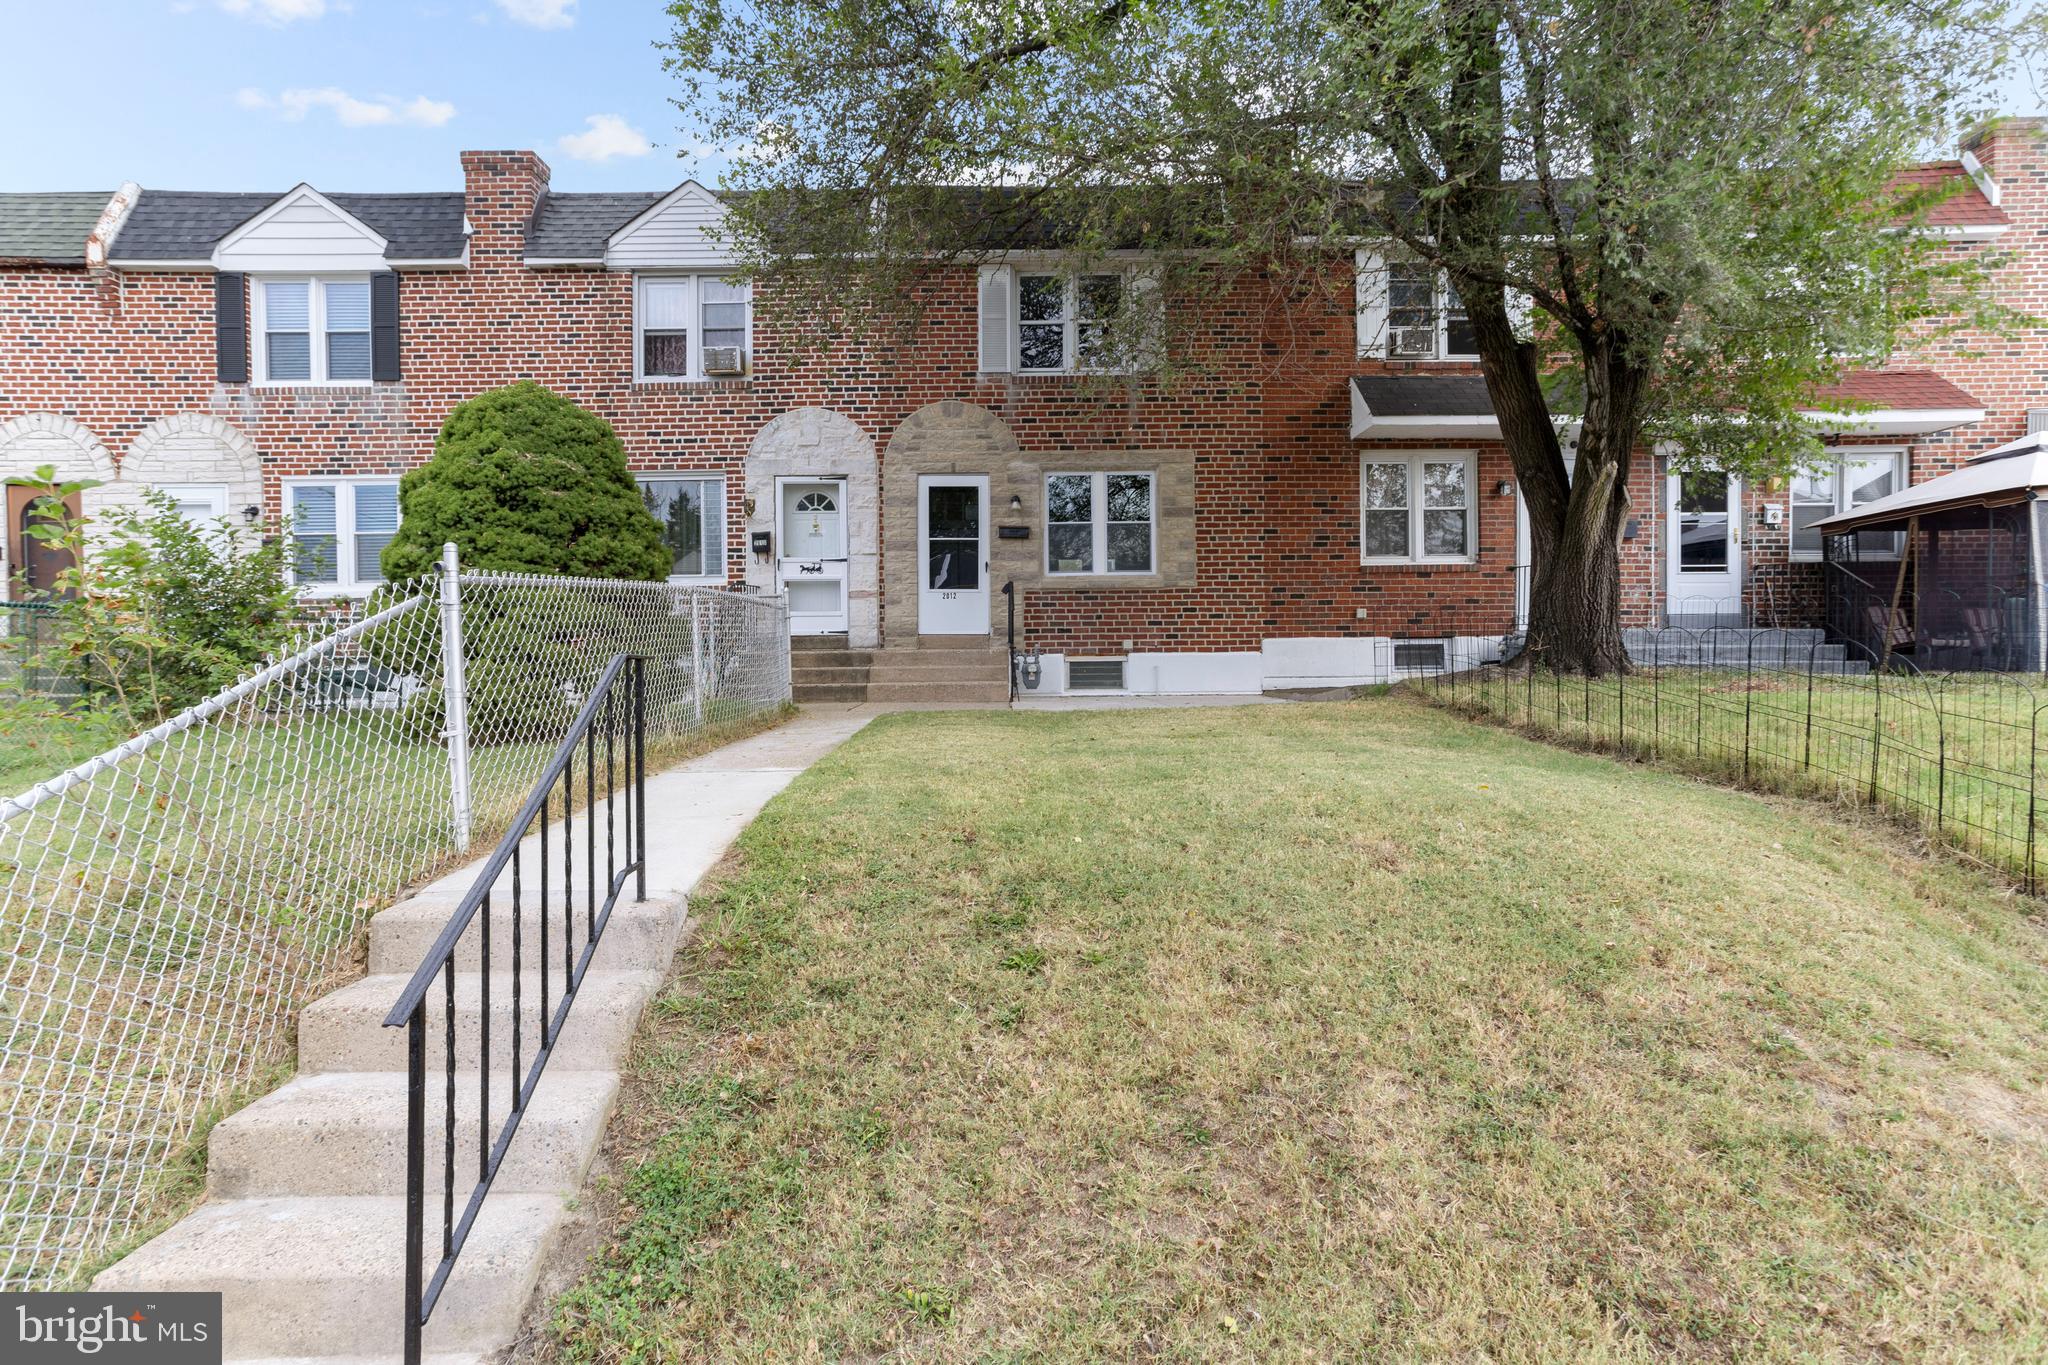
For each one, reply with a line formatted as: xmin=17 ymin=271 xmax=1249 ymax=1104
xmin=690 ymin=592 xmax=707 ymax=726
xmin=439 ymin=541 xmax=474 ymax=855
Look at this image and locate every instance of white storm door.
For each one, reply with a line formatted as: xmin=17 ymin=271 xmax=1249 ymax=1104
xmin=1667 ymin=469 xmax=1744 ymax=625
xmin=776 ymin=477 xmax=849 ymax=635
xmin=917 ymin=475 xmax=989 ymax=635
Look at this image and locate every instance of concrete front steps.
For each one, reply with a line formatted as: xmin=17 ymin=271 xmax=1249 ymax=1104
xmin=867 ymin=638 xmax=1011 ymax=703
xmin=790 ymin=633 xmax=874 ymax=703
xmin=791 ymin=633 xmax=1011 ymax=703
xmin=94 ymin=881 xmax=691 ymax=1361
xmin=1623 ymin=627 xmax=1872 ymax=675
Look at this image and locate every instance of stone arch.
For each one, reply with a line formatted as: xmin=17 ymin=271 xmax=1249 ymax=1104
xmin=884 ymin=400 xmax=1020 ymax=463
xmin=746 ymin=408 xmax=882 ymax=647
xmin=0 ymin=413 xmax=116 ymax=485
xmin=111 ymin=413 xmax=264 ymax=525
xmin=0 ymin=415 xmax=117 ymax=591
xmin=879 ymin=402 xmax=1023 ymax=645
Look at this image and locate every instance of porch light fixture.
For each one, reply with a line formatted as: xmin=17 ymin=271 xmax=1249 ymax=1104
xmin=1494 ymin=480 xmax=1513 ymax=498
xmin=1008 ymin=494 xmax=1024 ymax=512
xmin=241 ymin=505 xmax=261 ymax=522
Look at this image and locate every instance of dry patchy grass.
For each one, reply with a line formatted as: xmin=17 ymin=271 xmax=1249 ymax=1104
xmin=551 ymin=700 xmax=2048 ymax=1361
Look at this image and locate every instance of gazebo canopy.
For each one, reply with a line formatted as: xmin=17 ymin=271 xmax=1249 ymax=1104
xmin=1813 ymin=432 xmax=2048 ymax=534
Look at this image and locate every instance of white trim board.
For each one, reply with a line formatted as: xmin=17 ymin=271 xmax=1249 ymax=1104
xmin=214 ymin=184 xmax=389 ymax=274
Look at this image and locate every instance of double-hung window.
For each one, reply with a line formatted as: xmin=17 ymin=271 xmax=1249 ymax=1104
xmin=1018 ymin=272 xmax=1124 ymax=373
xmin=1791 ymin=450 xmax=1904 ymax=560
xmin=286 ymin=479 xmax=399 ymax=592
xmin=638 ymin=475 xmax=727 ymax=582
xmin=256 ymin=277 xmax=372 ymax=384
xmin=1361 ymin=454 xmax=1475 ymax=562
xmin=1383 ymin=263 xmax=1476 ymax=360
xmin=1044 ymin=472 xmax=1154 ymax=575
xmin=1360 ymin=251 xmax=1483 ymax=360
xmin=635 ymin=275 xmax=753 ymax=381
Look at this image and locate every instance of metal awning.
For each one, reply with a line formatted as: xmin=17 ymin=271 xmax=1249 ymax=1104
xmin=1350 ymin=376 xmax=1503 ymax=440
xmin=1349 ymin=371 xmax=1984 ymax=444
xmin=1812 ymin=432 xmax=2048 ymax=534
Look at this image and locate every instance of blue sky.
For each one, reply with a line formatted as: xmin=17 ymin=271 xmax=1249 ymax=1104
xmin=1 ymin=2 xmax=2042 ymax=195
xmin=0 ymin=0 xmax=717 ymax=193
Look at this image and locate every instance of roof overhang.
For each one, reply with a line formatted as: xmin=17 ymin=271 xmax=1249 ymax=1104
xmin=1351 ymin=406 xmax=1505 ymax=440
xmin=1798 ymin=406 xmax=1986 ymax=436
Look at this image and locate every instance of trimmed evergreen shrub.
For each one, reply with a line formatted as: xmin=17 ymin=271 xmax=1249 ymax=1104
xmin=381 ymin=380 xmax=671 ymax=582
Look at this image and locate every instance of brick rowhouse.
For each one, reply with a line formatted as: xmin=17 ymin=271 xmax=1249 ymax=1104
xmin=0 ymin=121 xmax=2038 ymax=693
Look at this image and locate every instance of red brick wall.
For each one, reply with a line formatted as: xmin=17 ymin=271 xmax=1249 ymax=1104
xmin=5 ymin=128 xmax=2042 ymax=653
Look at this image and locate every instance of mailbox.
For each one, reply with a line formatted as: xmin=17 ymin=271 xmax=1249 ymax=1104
xmin=751 ymin=530 xmax=773 ymax=558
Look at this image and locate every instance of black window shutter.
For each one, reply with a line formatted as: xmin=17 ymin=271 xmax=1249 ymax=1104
xmin=215 ymin=273 xmax=248 ymax=384
xmin=371 ymin=272 xmax=401 ymax=382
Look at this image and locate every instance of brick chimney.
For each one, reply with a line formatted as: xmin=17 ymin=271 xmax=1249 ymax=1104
xmin=460 ymin=150 xmax=551 ymax=267
xmin=1960 ymin=116 xmax=2043 ymax=213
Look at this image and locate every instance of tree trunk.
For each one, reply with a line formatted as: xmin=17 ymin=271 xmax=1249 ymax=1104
xmin=1519 ymin=334 xmax=1648 ymax=675
xmin=1457 ymin=276 xmax=1635 ymax=675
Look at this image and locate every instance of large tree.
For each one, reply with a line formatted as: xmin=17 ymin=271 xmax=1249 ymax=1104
xmin=666 ymin=0 xmax=2038 ymax=671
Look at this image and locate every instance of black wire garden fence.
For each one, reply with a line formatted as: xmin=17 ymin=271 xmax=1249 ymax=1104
xmin=1412 ymin=627 xmax=2048 ymax=896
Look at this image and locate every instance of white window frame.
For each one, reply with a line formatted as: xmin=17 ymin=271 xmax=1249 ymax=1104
xmin=633 ymin=274 xmax=753 ymax=384
xmin=1358 ymin=250 xmax=1484 ymax=362
xmin=155 ymin=484 xmax=230 ymax=527
xmin=1043 ymin=471 xmax=1157 ymax=576
xmin=1359 ymin=451 xmax=1478 ymax=564
xmin=1016 ymin=271 xmax=1128 ymax=375
xmin=284 ymin=477 xmax=400 ymax=595
xmin=252 ymin=275 xmax=374 ymax=387
xmin=1790 ymin=447 xmax=1906 ymax=562
xmin=637 ymin=473 xmax=728 ymax=583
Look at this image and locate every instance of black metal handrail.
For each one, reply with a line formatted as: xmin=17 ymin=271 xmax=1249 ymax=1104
xmin=382 ymin=652 xmax=648 ymax=1363
xmin=1001 ymin=579 xmax=1017 ymax=701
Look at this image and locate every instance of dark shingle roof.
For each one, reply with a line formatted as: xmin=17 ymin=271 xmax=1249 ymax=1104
xmin=0 ymin=192 xmax=111 ymax=264
xmin=524 ymin=192 xmax=666 ymax=260
xmin=110 ymin=189 xmax=467 ymax=262
xmin=1351 ymin=375 xmax=1495 ymax=417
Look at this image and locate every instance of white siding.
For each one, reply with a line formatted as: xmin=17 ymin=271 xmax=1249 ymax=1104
xmin=215 ymin=189 xmax=387 ymax=273
xmin=604 ymin=183 xmax=738 ymax=270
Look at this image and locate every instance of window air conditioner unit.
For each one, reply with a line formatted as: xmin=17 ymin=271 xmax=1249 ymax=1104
xmin=1388 ymin=326 xmax=1437 ymax=359
xmin=703 ymin=346 xmax=747 ymax=376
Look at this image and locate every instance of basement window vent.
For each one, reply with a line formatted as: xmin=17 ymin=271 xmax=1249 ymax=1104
xmin=1067 ymin=658 xmax=1127 ymax=691
xmin=1392 ymin=642 xmax=1447 ymax=672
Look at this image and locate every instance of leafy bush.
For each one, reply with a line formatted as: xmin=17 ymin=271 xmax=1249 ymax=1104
xmin=380 ymin=381 xmax=671 ymax=582
xmin=8 ymin=469 xmax=297 ymax=727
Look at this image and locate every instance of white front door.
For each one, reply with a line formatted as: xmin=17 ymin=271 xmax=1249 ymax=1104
xmin=1666 ymin=469 xmax=1744 ymax=626
xmin=776 ymin=477 xmax=849 ymax=635
xmin=917 ymin=474 xmax=989 ymax=635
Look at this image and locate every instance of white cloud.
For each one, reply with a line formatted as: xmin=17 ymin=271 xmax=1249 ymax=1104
xmin=558 ymin=114 xmax=652 ymax=163
xmin=238 ymin=87 xmax=456 ymax=128
xmin=219 ymin=0 xmax=328 ymax=22
xmin=495 ymin=0 xmax=574 ymax=27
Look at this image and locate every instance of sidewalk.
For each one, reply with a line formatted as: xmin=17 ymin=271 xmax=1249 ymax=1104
xmin=420 ymin=705 xmax=878 ymax=905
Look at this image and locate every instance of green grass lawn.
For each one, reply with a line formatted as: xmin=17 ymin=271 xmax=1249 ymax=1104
xmin=553 ymin=700 xmax=2048 ymax=1362
xmin=1430 ymin=664 xmax=2048 ymax=890
xmin=0 ymin=703 xmax=127 ymax=794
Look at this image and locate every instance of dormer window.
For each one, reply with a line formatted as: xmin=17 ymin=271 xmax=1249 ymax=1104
xmin=255 ymin=277 xmax=373 ymax=385
xmin=634 ymin=274 xmax=752 ymax=382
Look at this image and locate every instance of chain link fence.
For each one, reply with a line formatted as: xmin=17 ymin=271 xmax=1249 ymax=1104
xmin=1412 ymin=629 xmax=2048 ymax=895
xmin=0 ymin=563 xmax=790 ymax=1288
xmin=2 ymin=602 xmax=69 ymax=701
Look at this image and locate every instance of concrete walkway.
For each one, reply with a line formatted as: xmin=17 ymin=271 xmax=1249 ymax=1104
xmin=94 ymin=707 xmax=873 ymax=1364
